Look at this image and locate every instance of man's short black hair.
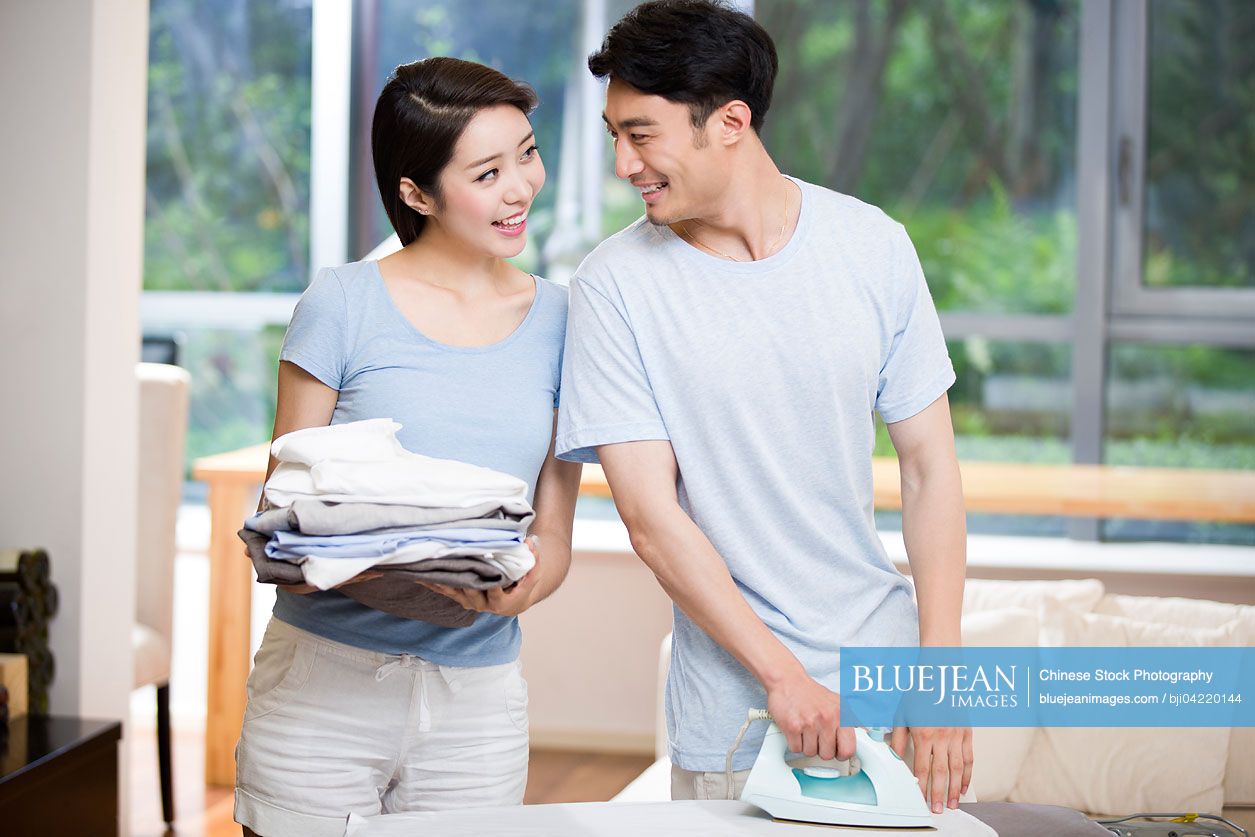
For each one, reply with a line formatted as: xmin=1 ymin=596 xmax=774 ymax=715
xmin=588 ymin=0 xmax=778 ymax=133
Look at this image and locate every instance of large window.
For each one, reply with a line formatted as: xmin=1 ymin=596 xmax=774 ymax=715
xmin=143 ymin=0 xmax=1253 ymax=542
xmin=759 ymin=0 xmax=1079 ymax=473
xmin=759 ymin=0 xmax=1079 ymax=317
xmin=143 ymin=0 xmax=312 ymax=480
xmin=145 ymin=0 xmax=313 ymax=293
xmin=1102 ymin=344 xmax=1255 ymax=544
xmin=1108 ymin=0 xmax=1255 ymax=322
xmin=1094 ymin=0 xmax=1255 ymax=542
xmin=752 ymin=0 xmax=1253 ymax=544
xmin=1141 ymin=0 xmax=1253 ymax=292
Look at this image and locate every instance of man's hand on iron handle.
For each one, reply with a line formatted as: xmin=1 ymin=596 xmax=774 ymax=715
xmin=765 ymin=670 xmax=856 ymax=762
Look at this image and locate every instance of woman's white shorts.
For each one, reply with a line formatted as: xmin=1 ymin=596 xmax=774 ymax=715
xmin=234 ymin=617 xmax=529 ymax=836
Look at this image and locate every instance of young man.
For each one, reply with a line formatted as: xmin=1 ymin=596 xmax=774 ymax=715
xmin=556 ymin=0 xmax=972 ymax=814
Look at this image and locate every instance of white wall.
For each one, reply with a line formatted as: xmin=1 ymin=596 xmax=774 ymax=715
xmin=520 ymin=548 xmax=673 ymax=753
xmin=0 ymin=0 xmax=148 ymax=737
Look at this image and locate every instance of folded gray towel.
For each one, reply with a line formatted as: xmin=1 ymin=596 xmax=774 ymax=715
xmin=239 ymin=527 xmax=303 ymax=584
xmin=245 ymin=498 xmax=533 ymax=537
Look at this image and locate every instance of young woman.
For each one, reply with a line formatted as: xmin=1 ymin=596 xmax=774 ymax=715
xmin=235 ymin=58 xmax=581 ymax=835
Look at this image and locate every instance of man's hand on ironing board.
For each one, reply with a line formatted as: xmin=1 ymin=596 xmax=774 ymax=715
xmin=890 ymin=725 xmax=973 ymax=815
xmin=765 ymin=671 xmax=857 ymax=761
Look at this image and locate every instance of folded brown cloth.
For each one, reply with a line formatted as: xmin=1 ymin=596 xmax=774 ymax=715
xmin=338 ymin=574 xmax=488 ymax=627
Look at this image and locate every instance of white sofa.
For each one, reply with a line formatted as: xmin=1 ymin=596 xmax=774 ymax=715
xmin=614 ymin=578 xmax=1255 ymax=820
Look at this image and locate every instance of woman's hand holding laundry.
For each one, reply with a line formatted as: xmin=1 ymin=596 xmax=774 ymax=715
xmin=419 ymin=535 xmax=543 ymax=616
xmin=766 ymin=670 xmax=857 ymax=762
xmin=890 ymin=725 xmax=973 ymax=815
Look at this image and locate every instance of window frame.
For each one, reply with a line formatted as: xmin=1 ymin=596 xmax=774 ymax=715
xmin=1107 ymin=0 xmax=1255 ymax=326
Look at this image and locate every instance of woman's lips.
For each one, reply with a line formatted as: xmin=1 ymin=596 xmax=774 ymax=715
xmin=492 ymin=213 xmax=528 ymax=237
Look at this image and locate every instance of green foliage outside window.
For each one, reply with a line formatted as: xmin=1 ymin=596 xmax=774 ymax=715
xmin=144 ymin=0 xmax=312 ymax=293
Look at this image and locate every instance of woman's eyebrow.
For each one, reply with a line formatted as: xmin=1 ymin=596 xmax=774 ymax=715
xmin=465 ymin=131 xmax=537 ymax=170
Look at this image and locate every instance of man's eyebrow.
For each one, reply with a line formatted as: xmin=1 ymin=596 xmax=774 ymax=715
xmin=601 ymin=113 xmax=659 ymax=131
xmin=465 ymin=131 xmax=536 ymax=170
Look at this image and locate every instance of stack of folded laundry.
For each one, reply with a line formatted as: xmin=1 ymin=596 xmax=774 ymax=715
xmin=237 ymin=419 xmax=536 ymax=628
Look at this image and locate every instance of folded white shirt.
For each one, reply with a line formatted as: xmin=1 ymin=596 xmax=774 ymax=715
xmin=271 ymin=418 xmax=407 ymax=466
xmin=264 ymin=419 xmax=530 ymax=510
xmin=265 ymin=459 xmax=527 ymax=509
xmin=470 ymin=546 xmax=535 ymax=581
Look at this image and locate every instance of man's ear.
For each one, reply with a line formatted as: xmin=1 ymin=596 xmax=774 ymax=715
xmin=399 ymin=177 xmax=436 ymax=216
xmin=717 ymin=100 xmax=753 ymax=147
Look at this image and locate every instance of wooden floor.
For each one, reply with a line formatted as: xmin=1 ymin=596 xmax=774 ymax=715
xmin=128 ymin=724 xmax=653 ymax=836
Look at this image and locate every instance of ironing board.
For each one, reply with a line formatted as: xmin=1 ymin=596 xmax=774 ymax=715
xmin=341 ymin=799 xmax=997 ymax=836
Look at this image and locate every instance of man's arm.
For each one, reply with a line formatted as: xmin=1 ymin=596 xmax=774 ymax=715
xmin=597 ymin=440 xmax=855 ymax=761
xmin=886 ymin=393 xmax=965 ymax=647
xmin=885 ymin=392 xmax=972 ymax=813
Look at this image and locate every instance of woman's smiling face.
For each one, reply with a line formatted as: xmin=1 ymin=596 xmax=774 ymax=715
xmin=428 ymin=104 xmax=546 ymax=258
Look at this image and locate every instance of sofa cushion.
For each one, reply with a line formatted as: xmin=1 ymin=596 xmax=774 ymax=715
xmin=960 ymin=607 xmax=1041 ymax=802
xmin=963 ymin=579 xmax=1105 ymax=616
xmin=1094 ymin=594 xmax=1255 ymax=806
xmin=1009 ymin=601 xmax=1239 ymax=816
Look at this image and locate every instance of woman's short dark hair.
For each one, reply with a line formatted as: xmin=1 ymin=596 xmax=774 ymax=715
xmin=587 ymin=0 xmax=778 ymax=134
xmin=372 ymin=57 xmax=537 ymax=245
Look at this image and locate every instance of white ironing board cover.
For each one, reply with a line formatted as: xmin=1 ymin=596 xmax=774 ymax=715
xmin=342 ymin=799 xmax=997 ymax=836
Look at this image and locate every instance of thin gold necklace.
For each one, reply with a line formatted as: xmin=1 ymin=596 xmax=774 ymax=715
xmin=679 ymin=178 xmax=793 ymax=262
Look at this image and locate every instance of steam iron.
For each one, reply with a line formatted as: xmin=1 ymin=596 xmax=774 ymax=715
xmin=740 ymin=722 xmax=933 ymax=828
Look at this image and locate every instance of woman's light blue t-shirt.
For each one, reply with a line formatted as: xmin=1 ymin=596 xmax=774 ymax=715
xmin=272 ymin=259 xmax=567 ymax=667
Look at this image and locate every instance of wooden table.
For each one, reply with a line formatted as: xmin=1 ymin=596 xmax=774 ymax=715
xmin=0 ymin=716 xmax=123 ymax=833
xmin=193 ymin=443 xmax=1255 ymax=786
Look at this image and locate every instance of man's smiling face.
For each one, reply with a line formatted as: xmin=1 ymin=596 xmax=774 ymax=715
xmin=602 ymin=77 xmax=729 ymax=226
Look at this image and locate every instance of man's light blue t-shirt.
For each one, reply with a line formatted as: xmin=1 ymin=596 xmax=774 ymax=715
xmin=273 ymin=259 xmax=567 ymax=666
xmin=555 ymin=177 xmax=955 ymax=771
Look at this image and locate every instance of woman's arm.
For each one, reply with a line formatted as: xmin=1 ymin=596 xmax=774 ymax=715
xmin=256 ymin=360 xmax=339 ymax=594
xmin=522 ymin=411 xmax=582 ymax=604
xmin=258 ymin=360 xmax=339 ymax=509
